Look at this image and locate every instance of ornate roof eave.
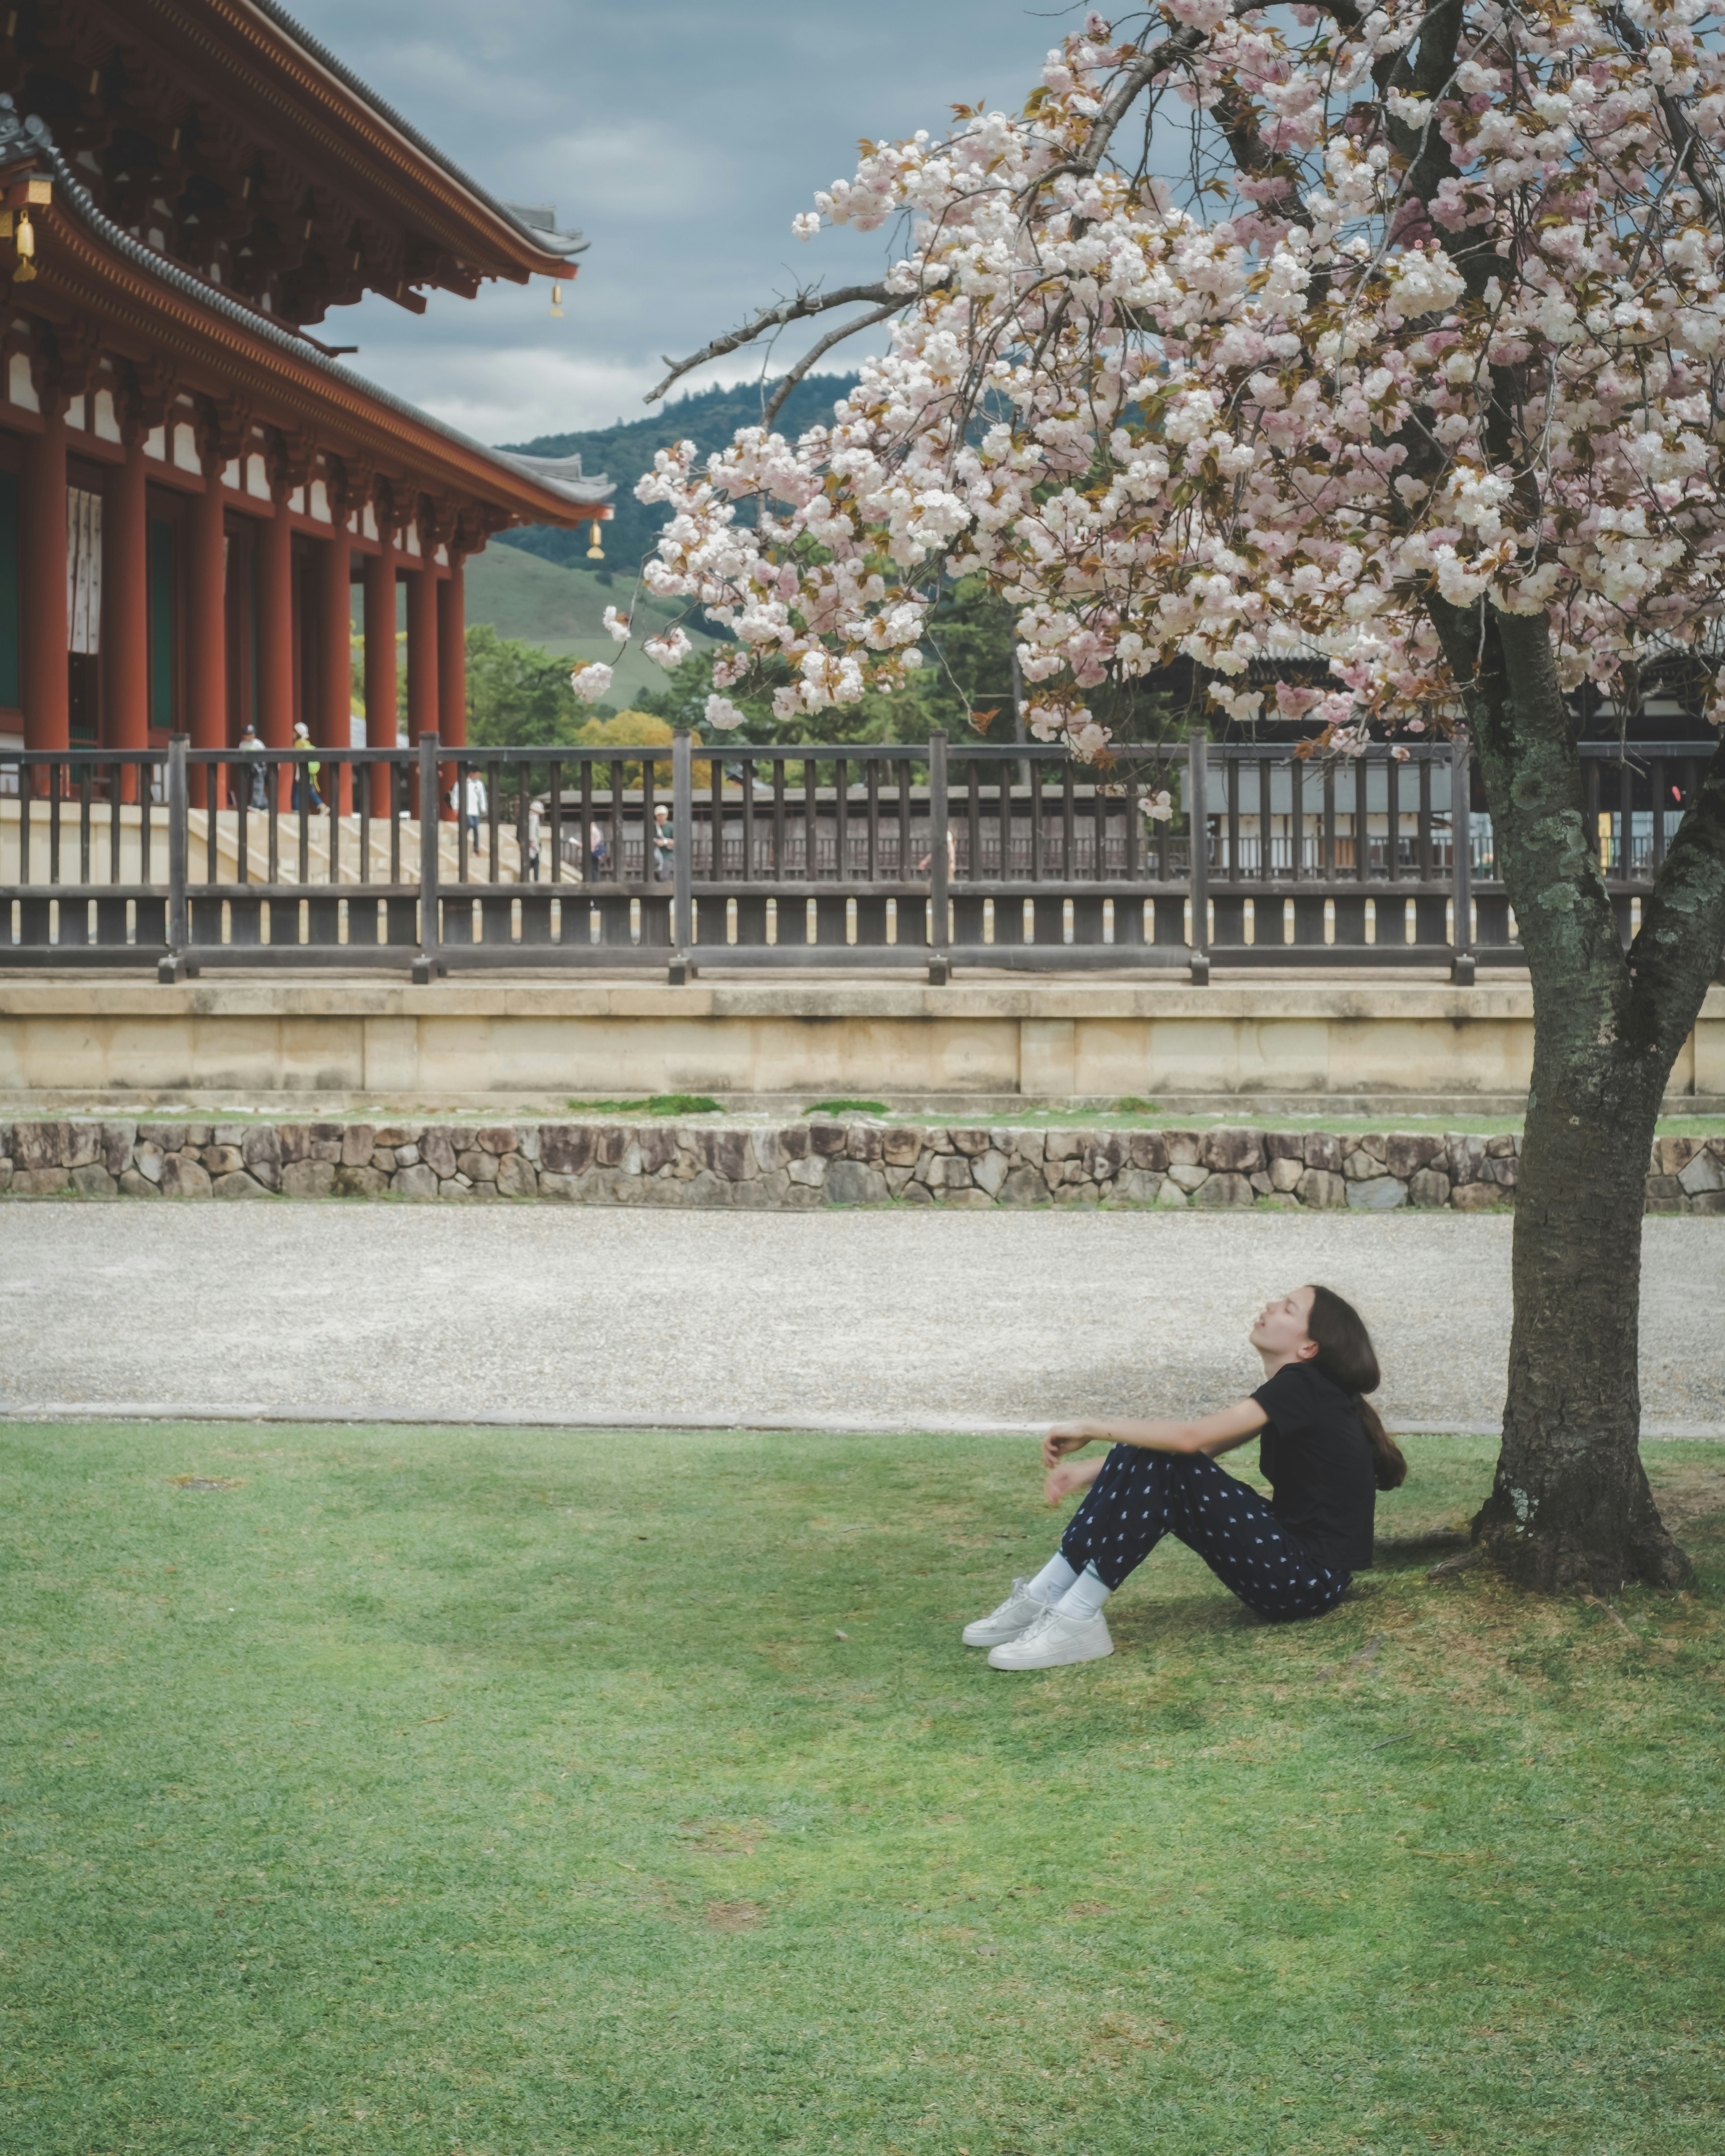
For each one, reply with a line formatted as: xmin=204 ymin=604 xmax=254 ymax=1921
xmin=0 ymin=121 xmax=613 ymax=524
xmin=102 ymin=0 xmax=588 ymax=285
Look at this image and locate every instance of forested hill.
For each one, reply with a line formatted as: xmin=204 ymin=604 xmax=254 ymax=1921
xmin=496 ymin=373 xmax=861 ymax=576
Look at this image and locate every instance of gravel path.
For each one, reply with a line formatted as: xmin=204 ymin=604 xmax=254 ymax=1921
xmin=2 ymin=1207 xmax=1719 ymax=1435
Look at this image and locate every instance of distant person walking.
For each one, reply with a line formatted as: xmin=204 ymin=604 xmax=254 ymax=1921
xmin=962 ymin=1286 xmax=1405 ymax=1670
xmin=466 ymin=769 xmax=487 ymax=842
xmin=290 ymin=721 xmax=322 ymax=813
xmin=651 ymin=801 xmax=673 ymax=881
xmin=452 ymin=768 xmax=487 ymax=843
xmin=237 ymin=722 xmax=269 ymax=810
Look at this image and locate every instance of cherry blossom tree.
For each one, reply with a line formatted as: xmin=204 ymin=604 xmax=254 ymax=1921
xmin=629 ymin=4 xmax=1725 ymax=1591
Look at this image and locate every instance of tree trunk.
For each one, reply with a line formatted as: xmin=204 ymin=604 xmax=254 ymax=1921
xmin=1489 ymin=1029 xmax=1687 ymax=1593
xmin=1426 ymin=596 xmax=1718 ymax=1594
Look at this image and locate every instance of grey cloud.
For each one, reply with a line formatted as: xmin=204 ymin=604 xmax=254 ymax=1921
xmin=285 ymin=0 xmax=1039 ymax=433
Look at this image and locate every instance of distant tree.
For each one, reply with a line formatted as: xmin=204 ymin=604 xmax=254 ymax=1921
xmin=569 ymin=708 xmax=679 ymax=790
xmin=463 ymin=624 xmax=580 ymax=748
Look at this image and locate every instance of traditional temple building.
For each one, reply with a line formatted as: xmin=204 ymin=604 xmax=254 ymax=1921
xmin=0 ymin=0 xmax=610 ymax=791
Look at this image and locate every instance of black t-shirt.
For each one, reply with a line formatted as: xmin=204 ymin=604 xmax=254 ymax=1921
xmin=1250 ymin=1362 xmax=1376 ymax=1573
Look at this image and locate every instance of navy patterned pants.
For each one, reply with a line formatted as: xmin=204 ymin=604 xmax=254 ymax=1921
xmin=1061 ymin=1447 xmax=1350 ymax=1621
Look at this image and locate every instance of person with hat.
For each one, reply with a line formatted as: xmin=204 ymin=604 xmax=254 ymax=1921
xmin=237 ymin=722 xmax=269 ymax=812
xmin=291 ymin=722 xmax=323 ymax=814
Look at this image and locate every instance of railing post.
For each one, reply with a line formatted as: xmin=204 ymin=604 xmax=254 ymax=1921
xmin=413 ymin=731 xmax=440 ymax=985
xmin=668 ymin=729 xmax=694 ymax=985
xmin=1450 ymin=730 xmax=1475 ymax=986
xmin=1187 ymin=732 xmax=1210 ymax=985
xmin=928 ymin=732 xmax=950 ymax=984
xmin=157 ymin=733 xmax=191 ymax=984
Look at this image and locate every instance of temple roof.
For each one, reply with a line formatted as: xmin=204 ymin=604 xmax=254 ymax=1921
xmin=0 ymin=100 xmax=614 ymax=529
xmin=496 ymin=450 xmax=615 ymax=506
xmin=240 ymin=0 xmax=589 ymax=272
xmin=499 ymin=203 xmax=588 ymax=258
xmin=5 ymin=0 xmax=589 ymax=322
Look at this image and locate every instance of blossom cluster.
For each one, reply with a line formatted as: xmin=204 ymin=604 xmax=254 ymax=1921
xmin=642 ymin=1 xmax=1725 ymax=751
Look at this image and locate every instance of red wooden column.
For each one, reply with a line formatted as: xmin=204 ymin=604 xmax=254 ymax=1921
xmin=318 ymin=521 xmax=352 ymax=817
xmin=186 ymin=458 xmax=227 ymax=806
xmin=437 ymin=557 xmax=466 ymax=746
xmin=21 ymin=404 xmax=69 ymax=765
xmin=405 ymin=557 xmax=438 ymax=738
xmin=362 ymin=540 xmax=398 ymax=813
xmin=404 ymin=552 xmax=443 ymax=817
xmin=106 ymin=426 xmax=150 ymax=800
xmin=257 ymin=488 xmax=295 ymax=756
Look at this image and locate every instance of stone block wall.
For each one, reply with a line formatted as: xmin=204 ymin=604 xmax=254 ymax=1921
xmin=1 ymin=1118 xmax=1722 ymax=1212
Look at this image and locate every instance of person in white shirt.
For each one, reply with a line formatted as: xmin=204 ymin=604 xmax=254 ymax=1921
xmin=237 ymin=722 xmax=268 ymax=811
xmin=450 ymin=769 xmax=487 ymax=841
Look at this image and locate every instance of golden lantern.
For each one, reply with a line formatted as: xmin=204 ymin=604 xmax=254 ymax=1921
xmin=586 ymin=519 xmax=604 ymax=561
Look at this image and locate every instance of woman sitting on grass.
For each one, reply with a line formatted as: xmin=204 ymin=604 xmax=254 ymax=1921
xmin=964 ymin=1284 xmax=1407 ymax=1671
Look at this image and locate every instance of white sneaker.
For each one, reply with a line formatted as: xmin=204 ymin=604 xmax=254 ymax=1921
xmin=962 ymin=1579 xmax=1052 ymax=1648
xmin=986 ymin=1605 xmax=1114 ymax=1670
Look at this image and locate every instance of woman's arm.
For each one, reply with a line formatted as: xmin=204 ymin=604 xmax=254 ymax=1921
xmin=1043 ymin=1398 xmax=1268 ymax=1469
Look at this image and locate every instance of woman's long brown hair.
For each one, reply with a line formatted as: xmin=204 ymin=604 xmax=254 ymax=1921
xmin=1306 ymin=1286 xmax=1407 ymax=1489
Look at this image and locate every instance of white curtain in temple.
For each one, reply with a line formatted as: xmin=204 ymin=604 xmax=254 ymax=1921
xmin=66 ymin=486 xmax=103 ymax=655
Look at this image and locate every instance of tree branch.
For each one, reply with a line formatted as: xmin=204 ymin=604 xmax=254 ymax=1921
xmin=1610 ymin=9 xmax=1725 ymax=225
xmin=1628 ymin=729 xmax=1725 ymax=1060
xmin=645 ymin=282 xmax=903 ymax=406
xmin=1425 ymin=592 xmax=1630 ymax=997
xmin=1020 ymin=27 xmax=1210 ymax=199
xmin=762 ymin=300 xmax=901 ymax=430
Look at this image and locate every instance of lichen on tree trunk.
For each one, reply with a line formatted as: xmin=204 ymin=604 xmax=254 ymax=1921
xmin=1428 ymin=594 xmax=1725 ymax=1593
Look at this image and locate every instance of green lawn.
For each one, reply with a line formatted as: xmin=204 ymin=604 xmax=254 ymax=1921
xmin=4 ymin=1423 xmax=1721 ymax=2156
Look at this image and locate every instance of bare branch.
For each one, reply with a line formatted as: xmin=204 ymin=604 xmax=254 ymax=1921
xmin=1022 ymin=41 xmax=1188 ymax=199
xmin=761 ymin=300 xmax=902 ymax=431
xmin=1024 ymin=5 xmax=1283 ymax=200
xmin=646 ymin=282 xmax=903 ymax=406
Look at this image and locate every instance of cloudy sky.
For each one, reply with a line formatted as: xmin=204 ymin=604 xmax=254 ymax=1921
xmin=288 ymin=0 xmax=1066 ymax=445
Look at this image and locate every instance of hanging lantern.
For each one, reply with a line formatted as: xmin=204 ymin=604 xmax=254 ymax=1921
xmin=13 ymin=207 xmax=36 ymax=282
xmin=549 ymin=281 xmax=564 ymax=318
xmin=586 ymin=519 xmax=604 ymax=561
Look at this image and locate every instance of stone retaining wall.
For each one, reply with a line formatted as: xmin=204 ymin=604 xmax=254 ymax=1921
xmin=2 ymin=1118 xmax=1723 ymax=1213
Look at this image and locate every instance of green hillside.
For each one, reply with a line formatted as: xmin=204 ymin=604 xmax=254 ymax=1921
xmin=462 ymin=544 xmax=713 ymax=711
xmin=495 ymin=372 xmax=861 ymax=575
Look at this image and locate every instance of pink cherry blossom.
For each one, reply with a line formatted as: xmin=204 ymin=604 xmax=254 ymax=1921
xmin=641 ymin=7 xmax=1725 ymax=754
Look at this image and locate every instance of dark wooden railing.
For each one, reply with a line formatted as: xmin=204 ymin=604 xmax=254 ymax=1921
xmin=0 ymin=735 xmax=1714 ymax=984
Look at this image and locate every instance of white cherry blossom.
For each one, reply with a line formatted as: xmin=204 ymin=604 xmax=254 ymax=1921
xmin=568 ymin=663 xmax=614 ymax=704
xmin=639 ymin=9 xmax=1725 ymax=755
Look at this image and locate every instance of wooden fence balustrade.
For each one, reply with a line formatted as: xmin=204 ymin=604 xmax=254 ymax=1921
xmin=0 ymin=735 xmax=1714 ymax=985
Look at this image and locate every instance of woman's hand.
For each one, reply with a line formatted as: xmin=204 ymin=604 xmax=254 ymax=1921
xmin=1044 ymin=1458 xmax=1098 ymax=1507
xmin=1042 ymin=1423 xmax=1095 ymax=1470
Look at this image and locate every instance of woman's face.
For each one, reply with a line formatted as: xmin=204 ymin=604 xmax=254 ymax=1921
xmin=1250 ymin=1285 xmax=1318 ymax=1361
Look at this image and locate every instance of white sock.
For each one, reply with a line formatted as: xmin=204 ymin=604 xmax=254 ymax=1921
xmin=1054 ymin=1563 xmax=1112 ymax=1623
xmin=1024 ymin=1553 xmax=1079 ymax=1605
